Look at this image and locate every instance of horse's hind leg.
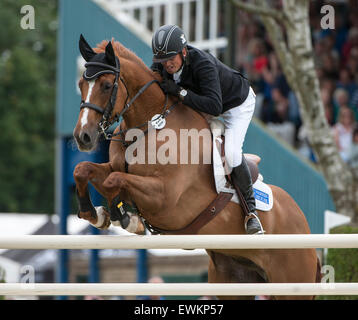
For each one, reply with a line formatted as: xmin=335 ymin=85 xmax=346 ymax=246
xmin=73 ymin=161 xmax=113 ymax=229
xmin=207 ymin=251 xmax=267 ymax=300
xmin=267 ymin=249 xmax=318 ymax=300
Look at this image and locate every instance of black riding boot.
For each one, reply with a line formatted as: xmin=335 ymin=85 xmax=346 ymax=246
xmin=231 ymin=156 xmax=264 ymax=235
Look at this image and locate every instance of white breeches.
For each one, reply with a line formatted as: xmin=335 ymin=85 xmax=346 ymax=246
xmin=221 ymin=87 xmax=256 ymax=168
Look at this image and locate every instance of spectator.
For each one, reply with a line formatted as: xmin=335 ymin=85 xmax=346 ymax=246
xmin=320 ymin=77 xmax=336 ymax=98
xmin=333 ymin=87 xmax=355 ymax=121
xmin=332 ymin=106 xmax=355 ymax=162
xmin=348 ymin=3 xmax=358 ymax=29
xmin=351 ymin=88 xmax=358 ymax=115
xmin=236 ymin=15 xmax=262 ymax=73
xmin=323 ymin=33 xmax=340 ymax=60
xmin=235 ymin=2 xmax=358 ymax=162
xmin=314 ymin=39 xmax=328 ymax=72
xmin=271 ymin=86 xmax=289 ymax=122
xmin=259 ymin=53 xmax=282 ymax=101
xmin=266 ymin=86 xmax=296 ymax=146
xmin=342 ymin=27 xmax=358 ymax=64
xmin=321 ymin=52 xmax=339 ymax=79
xmin=347 ymin=125 xmax=358 ymax=171
xmin=336 ymin=68 xmax=358 ymax=103
xmin=259 ymin=54 xmax=293 ymax=124
xmin=346 ymin=47 xmax=358 ymax=83
xmin=246 ymin=38 xmax=269 ymax=85
xmin=321 ymin=87 xmax=334 ymax=125
xmin=333 ymin=13 xmax=349 ymax=54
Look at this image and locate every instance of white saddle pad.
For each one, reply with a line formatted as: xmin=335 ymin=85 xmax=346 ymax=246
xmin=210 ymin=119 xmax=273 ymax=212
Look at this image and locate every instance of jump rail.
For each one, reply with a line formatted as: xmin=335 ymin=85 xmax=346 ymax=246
xmin=1 ymin=283 xmax=358 ymax=296
xmin=1 ymin=234 xmax=358 ymax=296
xmin=0 ymin=234 xmax=358 ymax=249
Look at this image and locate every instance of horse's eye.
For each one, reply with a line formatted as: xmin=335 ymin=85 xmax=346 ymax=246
xmin=103 ymin=82 xmax=113 ymax=91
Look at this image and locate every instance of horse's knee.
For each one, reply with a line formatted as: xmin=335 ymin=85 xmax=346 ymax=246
xmin=73 ymin=161 xmax=93 ymax=182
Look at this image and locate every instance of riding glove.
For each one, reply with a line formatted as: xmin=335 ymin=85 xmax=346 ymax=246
xmin=159 ymin=78 xmax=181 ymax=97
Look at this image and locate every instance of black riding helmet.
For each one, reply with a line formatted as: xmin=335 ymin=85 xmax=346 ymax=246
xmin=152 ymin=24 xmax=187 ymax=63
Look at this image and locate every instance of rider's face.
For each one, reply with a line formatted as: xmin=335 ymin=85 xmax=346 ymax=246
xmin=161 ymin=52 xmax=184 ymax=74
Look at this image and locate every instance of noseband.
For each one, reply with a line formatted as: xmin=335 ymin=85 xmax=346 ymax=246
xmin=80 ymin=57 xmax=159 ymax=139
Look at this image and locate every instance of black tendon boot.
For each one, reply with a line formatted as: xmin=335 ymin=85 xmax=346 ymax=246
xmin=110 ymin=195 xmax=130 ymax=229
xmin=231 ymin=156 xmax=265 ymax=235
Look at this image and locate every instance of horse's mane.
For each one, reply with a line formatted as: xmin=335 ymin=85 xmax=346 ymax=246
xmin=95 ymin=39 xmax=156 ymax=79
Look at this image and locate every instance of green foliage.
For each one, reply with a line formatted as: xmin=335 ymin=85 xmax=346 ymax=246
xmin=320 ymin=225 xmax=358 ymax=300
xmin=0 ymin=266 xmax=5 ymax=300
xmin=0 ymin=0 xmax=57 ymax=213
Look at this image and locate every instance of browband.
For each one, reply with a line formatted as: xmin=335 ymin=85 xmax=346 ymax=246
xmin=84 ymin=61 xmax=120 ymax=73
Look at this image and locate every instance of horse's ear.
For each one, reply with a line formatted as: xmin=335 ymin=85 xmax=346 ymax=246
xmin=105 ymin=41 xmax=117 ymax=67
xmin=79 ymin=34 xmax=96 ymax=62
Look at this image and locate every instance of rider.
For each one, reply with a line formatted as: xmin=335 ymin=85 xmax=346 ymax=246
xmin=151 ymin=24 xmax=264 ymax=235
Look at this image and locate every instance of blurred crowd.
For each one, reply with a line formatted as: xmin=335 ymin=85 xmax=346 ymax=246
xmin=235 ymin=0 xmax=358 ymax=170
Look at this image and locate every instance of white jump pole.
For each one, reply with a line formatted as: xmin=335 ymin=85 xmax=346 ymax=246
xmin=1 ymin=283 xmax=358 ymax=296
xmin=0 ymin=234 xmax=358 ymax=249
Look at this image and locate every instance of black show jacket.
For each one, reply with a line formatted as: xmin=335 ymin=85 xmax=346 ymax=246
xmin=151 ymin=45 xmax=250 ymax=116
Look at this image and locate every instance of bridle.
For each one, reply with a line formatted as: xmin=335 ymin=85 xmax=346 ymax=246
xmin=80 ymin=56 xmax=161 ymax=142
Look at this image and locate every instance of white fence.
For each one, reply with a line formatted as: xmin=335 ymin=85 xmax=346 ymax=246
xmin=0 ymin=234 xmax=358 ymax=296
xmin=93 ymin=0 xmax=228 ymax=56
xmin=0 ymin=234 xmax=358 ymax=249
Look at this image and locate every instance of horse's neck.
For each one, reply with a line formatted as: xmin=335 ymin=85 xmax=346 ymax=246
xmin=121 ymin=63 xmax=168 ymax=128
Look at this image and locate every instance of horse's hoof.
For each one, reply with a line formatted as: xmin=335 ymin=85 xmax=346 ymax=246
xmin=111 ymin=214 xmax=145 ymax=235
xmin=134 ymin=217 xmax=146 ymax=235
xmin=91 ymin=206 xmax=111 ymax=230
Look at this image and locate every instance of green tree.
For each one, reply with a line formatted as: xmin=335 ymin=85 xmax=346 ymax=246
xmin=0 ymin=266 xmax=5 ymax=300
xmin=320 ymin=225 xmax=358 ymax=300
xmin=0 ymin=0 xmax=57 ymax=213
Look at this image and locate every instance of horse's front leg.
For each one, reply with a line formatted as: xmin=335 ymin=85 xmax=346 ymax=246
xmin=73 ymin=161 xmax=113 ymax=229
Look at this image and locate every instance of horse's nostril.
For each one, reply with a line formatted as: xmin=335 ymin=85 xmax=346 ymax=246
xmin=82 ymin=132 xmax=91 ymax=144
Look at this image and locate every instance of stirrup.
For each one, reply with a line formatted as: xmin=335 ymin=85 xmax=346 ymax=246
xmin=244 ymin=212 xmax=265 ymax=235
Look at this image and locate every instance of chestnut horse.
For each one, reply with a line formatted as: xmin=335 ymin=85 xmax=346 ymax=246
xmin=73 ymin=35 xmax=320 ymax=299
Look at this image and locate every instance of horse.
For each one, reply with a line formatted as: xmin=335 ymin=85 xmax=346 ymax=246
xmin=72 ymin=35 xmax=321 ymax=300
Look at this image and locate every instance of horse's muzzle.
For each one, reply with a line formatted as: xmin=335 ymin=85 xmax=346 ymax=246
xmin=73 ymin=127 xmax=99 ymax=151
